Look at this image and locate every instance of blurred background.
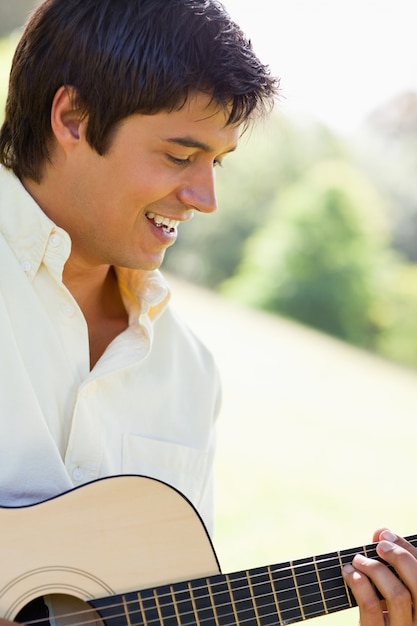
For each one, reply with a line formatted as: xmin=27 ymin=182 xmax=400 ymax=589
xmin=1 ymin=3 xmax=417 ymax=626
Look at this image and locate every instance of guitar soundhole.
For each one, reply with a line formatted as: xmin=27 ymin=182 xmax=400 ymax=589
xmin=15 ymin=595 xmax=104 ymax=626
xmin=15 ymin=597 xmax=50 ymax=625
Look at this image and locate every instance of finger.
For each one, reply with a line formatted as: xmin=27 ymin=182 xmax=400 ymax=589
xmin=377 ymin=539 xmax=417 ymax=608
xmin=342 ymin=562 xmax=385 ymax=626
xmin=352 ymin=551 xmax=413 ymax=625
xmin=373 ymin=527 xmax=389 ymax=543
xmin=377 ymin=529 xmax=417 ymax=560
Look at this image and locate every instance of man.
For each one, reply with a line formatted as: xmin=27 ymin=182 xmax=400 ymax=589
xmin=0 ymin=0 xmax=278 ymax=529
xmin=0 ymin=1 xmax=415 ymax=625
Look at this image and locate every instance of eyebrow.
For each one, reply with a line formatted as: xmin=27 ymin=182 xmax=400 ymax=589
xmin=166 ymin=136 xmax=237 ymax=155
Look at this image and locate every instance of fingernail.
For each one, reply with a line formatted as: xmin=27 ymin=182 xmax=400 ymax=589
xmin=378 ymin=540 xmax=395 ymax=553
xmin=380 ymin=530 xmax=397 ymax=542
xmin=343 ymin=564 xmax=355 ymax=574
xmin=353 ymin=553 xmax=367 ymax=566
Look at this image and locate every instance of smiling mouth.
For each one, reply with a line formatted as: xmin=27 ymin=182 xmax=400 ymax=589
xmin=146 ymin=212 xmax=179 ymax=233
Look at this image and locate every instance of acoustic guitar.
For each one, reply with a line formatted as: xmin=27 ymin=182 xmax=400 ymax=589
xmin=1 ymin=475 xmax=414 ymax=626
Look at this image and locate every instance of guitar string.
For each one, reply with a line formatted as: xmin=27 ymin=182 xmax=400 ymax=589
xmin=23 ymin=584 xmax=348 ymax=626
xmin=22 ymin=537 xmax=417 ymax=626
xmin=22 ymin=553 xmax=359 ymax=626
xmin=24 ymin=588 xmax=350 ymax=626
xmin=19 ymin=559 xmax=365 ymax=626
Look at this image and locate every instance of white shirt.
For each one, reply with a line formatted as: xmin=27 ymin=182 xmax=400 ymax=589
xmin=0 ymin=166 xmax=221 ymax=534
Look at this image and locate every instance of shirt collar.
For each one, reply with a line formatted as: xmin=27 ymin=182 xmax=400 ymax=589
xmin=0 ymin=166 xmax=71 ymax=281
xmin=115 ymin=266 xmax=171 ymax=324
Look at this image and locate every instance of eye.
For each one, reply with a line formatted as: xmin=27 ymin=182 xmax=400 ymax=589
xmin=167 ymin=155 xmax=191 ymax=166
xmin=167 ymin=154 xmax=225 ymax=168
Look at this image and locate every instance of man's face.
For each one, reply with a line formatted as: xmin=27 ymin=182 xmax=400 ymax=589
xmin=58 ymin=92 xmax=240 ymax=271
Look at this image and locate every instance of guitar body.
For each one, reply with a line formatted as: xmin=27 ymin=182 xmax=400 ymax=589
xmin=3 ymin=475 xmax=416 ymax=626
xmin=0 ymin=475 xmax=220 ymax=621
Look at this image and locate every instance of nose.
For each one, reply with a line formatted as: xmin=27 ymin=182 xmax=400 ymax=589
xmin=177 ymin=165 xmax=217 ymax=214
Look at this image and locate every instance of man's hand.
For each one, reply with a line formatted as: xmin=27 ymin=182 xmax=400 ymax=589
xmin=342 ymin=529 xmax=417 ymax=626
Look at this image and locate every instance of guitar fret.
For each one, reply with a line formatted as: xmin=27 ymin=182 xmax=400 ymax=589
xmin=232 ymin=568 xmax=283 ymax=626
xmin=188 ymin=578 xmax=217 ymax=626
xmin=246 ymin=565 xmax=281 ymax=626
xmin=187 ymin=581 xmax=201 ymax=626
xmin=267 ymin=564 xmax=284 ymax=625
xmin=364 ymin=543 xmax=372 ymax=558
xmin=153 ymin=585 xmax=178 ymax=626
xmin=153 ymin=590 xmax=163 ymax=626
xmin=312 ymin=556 xmax=328 ymax=614
xmin=137 ymin=592 xmax=148 ymax=626
xmin=226 ymin=573 xmax=243 ymax=625
xmin=208 ymin=573 xmax=239 ymax=626
xmin=270 ymin=561 xmax=303 ymax=624
xmin=228 ymin=569 xmax=278 ymax=626
xmin=139 ymin=587 xmax=160 ymax=626
xmin=337 ymin=550 xmax=354 ymax=609
xmin=207 ymin=578 xmax=221 ymax=626
xmin=169 ymin=585 xmax=181 ymax=626
xmin=170 ymin=581 xmax=194 ymax=626
xmin=318 ymin=549 xmax=356 ymax=613
xmin=92 ymin=591 xmax=142 ymax=626
xmin=290 ymin=563 xmax=305 ymax=621
xmin=246 ymin=570 xmax=261 ymax=623
xmin=122 ymin=595 xmax=133 ymax=626
xmin=291 ymin=557 xmax=326 ymax=620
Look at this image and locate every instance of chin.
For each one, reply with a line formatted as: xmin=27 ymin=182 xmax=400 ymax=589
xmin=126 ymin=254 xmax=166 ymax=272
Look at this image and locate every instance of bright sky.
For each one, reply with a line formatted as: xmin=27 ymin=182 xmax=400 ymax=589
xmin=222 ymin=0 xmax=417 ymax=133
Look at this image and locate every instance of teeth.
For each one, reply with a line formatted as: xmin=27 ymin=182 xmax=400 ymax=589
xmin=146 ymin=212 xmax=179 ymax=230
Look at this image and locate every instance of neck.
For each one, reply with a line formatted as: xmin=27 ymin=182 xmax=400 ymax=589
xmin=63 ymin=259 xmax=111 ymax=306
xmin=64 ymin=263 xmax=129 ymax=369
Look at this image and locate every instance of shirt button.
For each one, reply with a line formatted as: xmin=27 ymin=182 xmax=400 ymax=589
xmin=62 ymin=304 xmax=75 ymax=317
xmin=72 ymin=467 xmax=85 ymax=482
xmin=22 ymin=260 xmax=32 ymax=272
xmin=50 ymin=234 xmax=61 ymax=247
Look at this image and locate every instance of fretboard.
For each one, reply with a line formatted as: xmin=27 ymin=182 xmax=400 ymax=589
xmin=91 ymin=534 xmax=417 ymax=626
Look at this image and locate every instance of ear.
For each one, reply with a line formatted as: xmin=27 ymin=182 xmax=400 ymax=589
xmin=50 ymin=86 xmax=87 ymax=152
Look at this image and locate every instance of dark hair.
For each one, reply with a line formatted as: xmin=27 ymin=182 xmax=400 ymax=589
xmin=0 ymin=0 xmax=279 ymax=181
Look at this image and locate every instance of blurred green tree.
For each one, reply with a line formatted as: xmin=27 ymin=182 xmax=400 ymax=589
xmin=375 ymin=263 xmax=417 ymax=368
xmin=221 ymin=160 xmax=394 ymax=349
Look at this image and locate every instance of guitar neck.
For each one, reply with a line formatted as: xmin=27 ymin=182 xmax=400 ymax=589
xmin=91 ymin=534 xmax=417 ymax=626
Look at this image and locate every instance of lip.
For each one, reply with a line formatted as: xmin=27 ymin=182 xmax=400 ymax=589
xmin=146 ymin=214 xmax=179 ymax=246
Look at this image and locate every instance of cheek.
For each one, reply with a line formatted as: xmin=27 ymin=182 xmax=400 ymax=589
xmin=77 ymin=161 xmax=126 ymax=214
xmin=81 ymin=149 xmax=176 ymax=214
xmin=120 ymin=152 xmax=180 ymax=203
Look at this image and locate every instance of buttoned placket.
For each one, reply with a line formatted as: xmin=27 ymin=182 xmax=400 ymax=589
xmin=64 ymin=318 xmax=154 ymax=486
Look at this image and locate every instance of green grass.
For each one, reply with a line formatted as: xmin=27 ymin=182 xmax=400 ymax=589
xmin=168 ymin=274 xmax=417 ymax=626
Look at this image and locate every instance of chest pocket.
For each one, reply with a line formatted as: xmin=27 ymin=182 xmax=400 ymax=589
xmin=122 ymin=433 xmax=210 ymax=512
